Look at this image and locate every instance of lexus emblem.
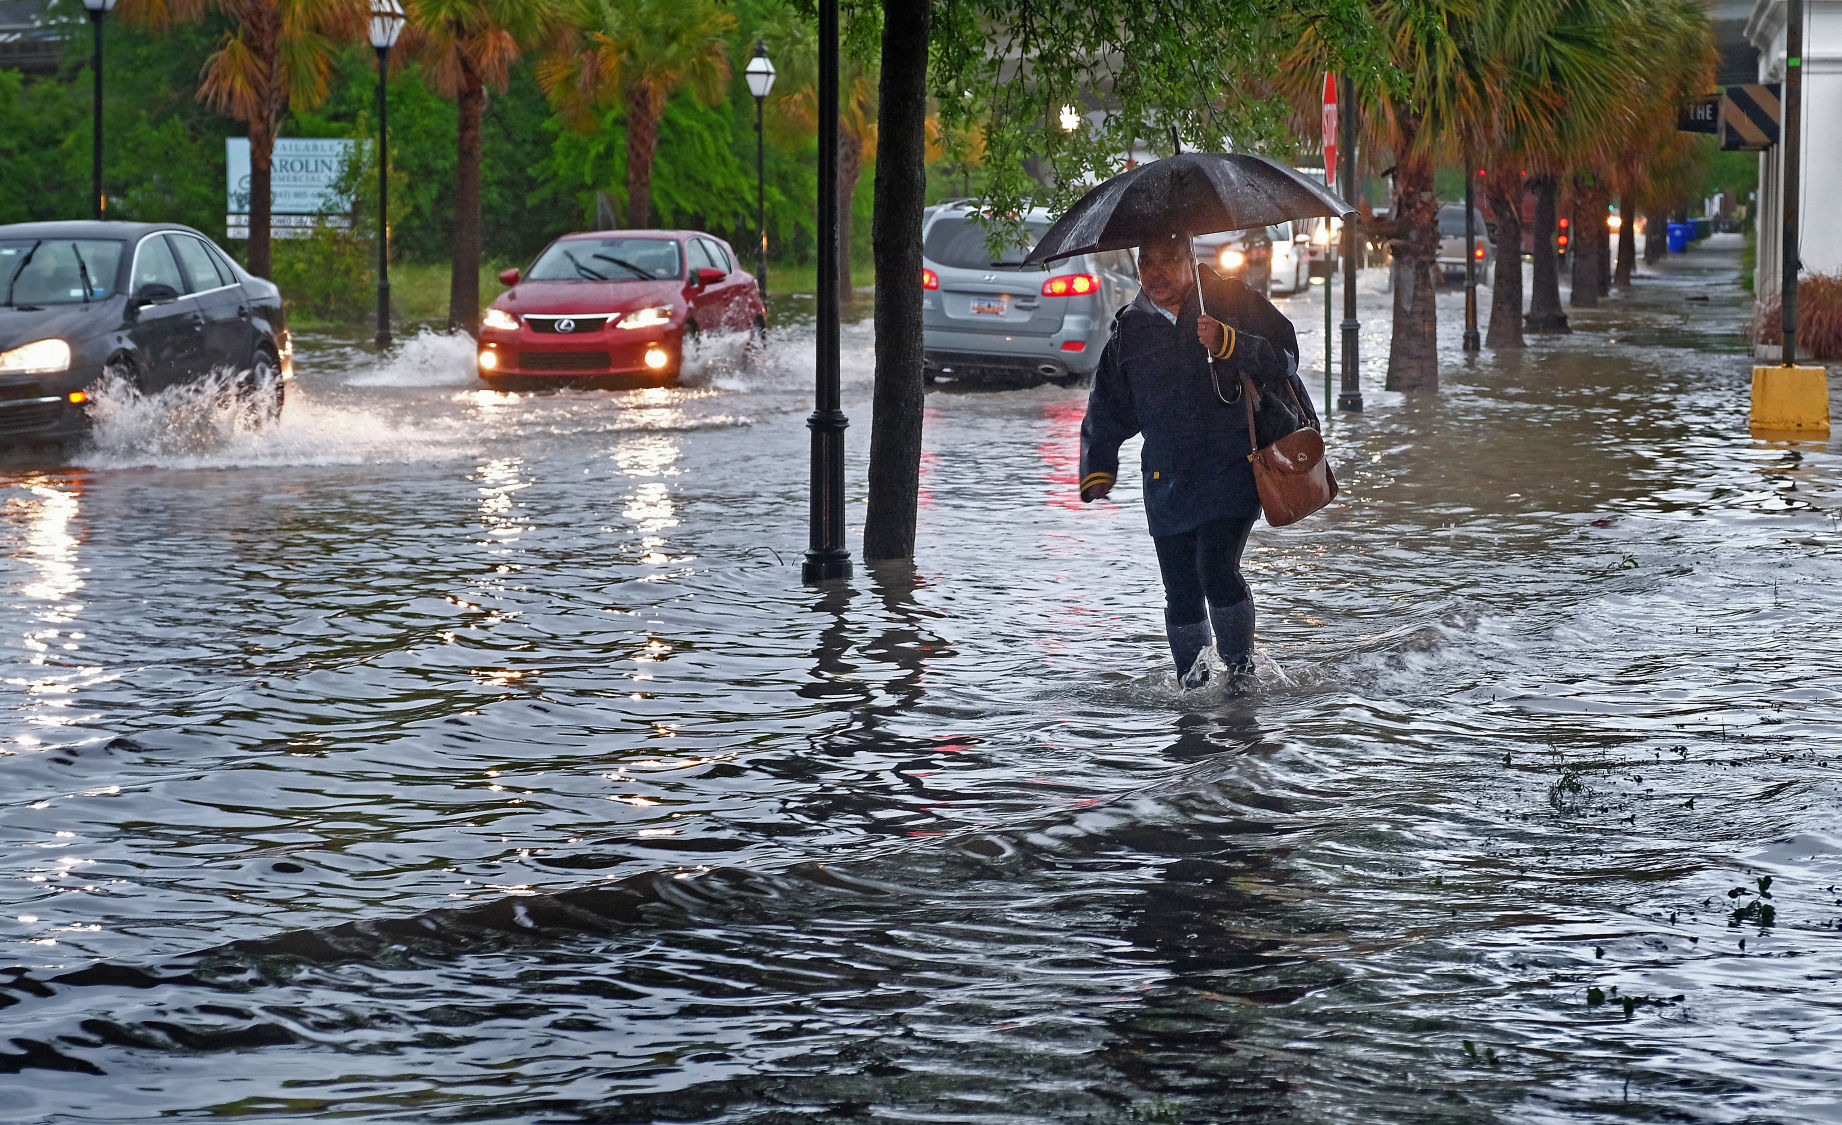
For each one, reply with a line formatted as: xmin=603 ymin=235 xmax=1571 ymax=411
xmin=556 ymin=317 xmax=576 ymax=333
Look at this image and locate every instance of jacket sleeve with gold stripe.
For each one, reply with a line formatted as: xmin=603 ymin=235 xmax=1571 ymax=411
xmin=1079 ymin=329 xmax=1139 ymax=500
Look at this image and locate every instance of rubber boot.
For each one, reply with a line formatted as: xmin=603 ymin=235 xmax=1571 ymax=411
xmin=1210 ymin=598 xmax=1256 ymax=683
xmin=1164 ymin=610 xmax=1213 ymax=688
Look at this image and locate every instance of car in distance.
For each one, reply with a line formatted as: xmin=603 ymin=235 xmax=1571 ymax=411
xmin=1191 ymin=226 xmax=1273 ymax=295
xmin=477 ymin=229 xmax=764 ymax=388
xmin=920 ymin=203 xmax=1137 ymax=388
xmin=1437 ymin=204 xmax=1494 ymax=284
xmin=0 ymin=220 xmax=289 ymax=445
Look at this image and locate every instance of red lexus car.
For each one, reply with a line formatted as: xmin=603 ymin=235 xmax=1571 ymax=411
xmin=476 ymin=229 xmax=765 ymax=387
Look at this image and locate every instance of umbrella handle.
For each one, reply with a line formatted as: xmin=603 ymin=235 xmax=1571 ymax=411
xmin=1191 ymin=235 xmax=1208 ymax=323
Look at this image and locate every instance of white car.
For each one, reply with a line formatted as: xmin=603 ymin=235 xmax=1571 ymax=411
xmin=1266 ymin=220 xmax=1312 ymax=295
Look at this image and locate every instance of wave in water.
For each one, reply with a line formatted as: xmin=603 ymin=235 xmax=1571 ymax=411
xmin=73 ymin=370 xmax=473 ymax=470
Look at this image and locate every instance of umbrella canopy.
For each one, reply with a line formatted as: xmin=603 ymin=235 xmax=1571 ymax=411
xmin=1024 ymin=152 xmax=1356 ymax=265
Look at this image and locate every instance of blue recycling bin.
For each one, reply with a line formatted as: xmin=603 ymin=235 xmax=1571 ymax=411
xmin=1666 ymin=223 xmax=1690 ymax=253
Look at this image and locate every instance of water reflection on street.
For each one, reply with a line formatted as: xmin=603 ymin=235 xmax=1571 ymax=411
xmin=3 ymin=242 xmax=1842 ymax=1123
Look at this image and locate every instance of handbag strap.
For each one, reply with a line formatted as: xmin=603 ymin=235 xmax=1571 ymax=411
xmin=1242 ymin=376 xmax=1259 ymax=454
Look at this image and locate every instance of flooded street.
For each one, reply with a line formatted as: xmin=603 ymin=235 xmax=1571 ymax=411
xmin=4 ymin=239 xmax=1842 ymax=1123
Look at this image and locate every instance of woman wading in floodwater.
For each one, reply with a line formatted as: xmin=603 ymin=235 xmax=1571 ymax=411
xmin=1079 ymin=232 xmax=1315 ymax=687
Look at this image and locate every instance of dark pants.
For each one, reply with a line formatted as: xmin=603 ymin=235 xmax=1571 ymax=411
xmin=1153 ymin=515 xmax=1256 ymax=624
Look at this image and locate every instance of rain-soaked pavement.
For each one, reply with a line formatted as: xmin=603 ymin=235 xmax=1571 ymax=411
xmin=2 ymin=235 xmax=1841 ymax=1124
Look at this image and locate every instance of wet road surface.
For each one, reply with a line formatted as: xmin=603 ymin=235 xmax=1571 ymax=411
xmin=3 ymin=239 xmax=1841 ymax=1123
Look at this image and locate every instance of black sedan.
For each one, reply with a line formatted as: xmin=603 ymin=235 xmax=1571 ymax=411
xmin=0 ymin=220 xmax=289 ymax=445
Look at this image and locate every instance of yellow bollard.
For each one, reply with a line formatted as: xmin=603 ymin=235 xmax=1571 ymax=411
xmin=1749 ymin=364 xmax=1831 ymax=436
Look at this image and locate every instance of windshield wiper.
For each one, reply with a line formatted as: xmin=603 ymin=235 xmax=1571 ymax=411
xmin=2 ymin=240 xmax=40 ymax=307
xmin=564 ymin=249 xmax=608 ymax=281
xmin=71 ymin=244 xmax=92 ymax=304
xmin=590 ymin=253 xmax=652 ymax=279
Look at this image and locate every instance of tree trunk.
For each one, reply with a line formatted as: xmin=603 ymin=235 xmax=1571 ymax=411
xmin=1385 ymin=143 xmax=1439 ymax=391
xmin=837 ymin=130 xmax=863 ymax=292
xmin=625 ymin=83 xmax=659 ymax=228
xmin=1525 ymin=176 xmax=1570 ymax=334
xmin=449 ymin=64 xmax=484 ymax=334
xmin=245 ymin=2 xmax=285 ymax=279
xmin=1597 ymin=211 xmax=1611 ymax=296
xmin=1644 ymin=211 xmax=1667 ymax=264
xmin=1484 ymin=174 xmax=1524 ymax=348
xmin=1615 ymin=192 xmax=1636 ymax=285
xmin=1569 ymin=183 xmax=1598 ymax=308
xmin=863 ymin=0 xmax=929 ymax=563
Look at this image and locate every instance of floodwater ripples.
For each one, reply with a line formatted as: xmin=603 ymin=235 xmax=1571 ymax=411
xmin=3 ymin=245 xmax=1841 ymax=1122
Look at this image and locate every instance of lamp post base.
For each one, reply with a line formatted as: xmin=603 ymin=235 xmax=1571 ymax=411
xmin=803 ymin=406 xmax=852 ymax=585
xmin=802 ymin=548 xmax=853 ymax=584
xmin=375 ymin=281 xmax=392 ymax=351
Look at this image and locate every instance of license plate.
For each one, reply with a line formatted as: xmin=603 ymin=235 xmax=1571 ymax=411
xmin=969 ymin=296 xmax=1007 ymax=316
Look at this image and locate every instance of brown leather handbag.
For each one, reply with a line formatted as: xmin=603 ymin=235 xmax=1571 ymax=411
xmin=1240 ymin=376 xmax=1338 ymax=526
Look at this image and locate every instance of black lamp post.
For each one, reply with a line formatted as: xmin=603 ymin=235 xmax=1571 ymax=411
xmin=369 ymin=0 xmax=404 ymax=350
xmin=745 ymin=40 xmax=775 ymax=298
xmin=803 ymin=0 xmax=850 ymax=585
xmin=1337 ymin=73 xmax=1362 ymax=412
xmin=81 ymin=0 xmax=116 ymax=221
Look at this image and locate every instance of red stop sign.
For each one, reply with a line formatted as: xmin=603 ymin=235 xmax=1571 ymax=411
xmin=1322 ymin=73 xmax=1338 ymax=187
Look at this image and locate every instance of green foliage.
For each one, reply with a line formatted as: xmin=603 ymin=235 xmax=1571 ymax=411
xmin=270 ymin=219 xmax=374 ymax=321
xmin=930 ymin=0 xmax=1380 ymax=242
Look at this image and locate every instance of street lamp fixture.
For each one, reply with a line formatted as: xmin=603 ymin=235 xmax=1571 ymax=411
xmin=80 ymin=0 xmax=117 ymax=221
xmin=369 ymin=0 xmax=404 ymax=350
xmin=745 ymin=40 xmax=776 ymax=299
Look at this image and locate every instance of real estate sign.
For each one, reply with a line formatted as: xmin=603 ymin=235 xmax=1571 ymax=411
xmin=225 ymin=138 xmax=360 ymax=240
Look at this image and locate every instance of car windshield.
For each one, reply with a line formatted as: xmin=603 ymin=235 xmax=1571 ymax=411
xmin=923 ymin=217 xmax=1051 ymax=270
xmin=526 ymin=238 xmax=682 ymax=282
xmin=0 ymin=239 xmax=124 ymax=306
xmin=1438 ymin=208 xmax=1488 ymax=238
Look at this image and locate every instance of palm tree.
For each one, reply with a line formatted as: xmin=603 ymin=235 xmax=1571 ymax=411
xmin=759 ymin=9 xmax=879 ymax=293
xmin=539 ymin=0 xmax=733 ymax=230
xmin=405 ymin=0 xmax=558 ymax=333
xmin=1472 ymin=0 xmax=1654 ymax=343
xmin=122 ymin=0 xmax=365 ymax=278
xmin=1514 ymin=0 xmax=1710 ymax=332
xmin=1287 ymin=0 xmax=1491 ymax=391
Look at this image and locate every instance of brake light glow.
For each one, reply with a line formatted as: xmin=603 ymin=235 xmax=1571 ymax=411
xmin=922 ymin=268 xmax=939 ymax=290
xmin=1474 ymin=243 xmax=1486 ymax=259
xmin=1041 ymin=273 xmax=1097 ymax=297
xmin=67 ymin=391 xmax=87 ymax=404
xmin=1060 ymin=340 xmax=1086 ymax=352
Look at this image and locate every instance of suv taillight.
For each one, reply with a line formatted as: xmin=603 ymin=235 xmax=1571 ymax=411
xmin=1042 ymin=274 xmax=1097 ymax=297
xmin=922 ymin=268 xmax=939 ymax=290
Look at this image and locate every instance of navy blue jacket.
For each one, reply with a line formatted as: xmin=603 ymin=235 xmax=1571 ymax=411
xmin=1079 ymin=270 xmax=1311 ymax=538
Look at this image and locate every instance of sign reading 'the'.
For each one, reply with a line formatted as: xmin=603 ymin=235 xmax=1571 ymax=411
xmin=1679 ymin=94 xmax=1720 ymax=134
xmin=225 ymin=137 xmax=361 ymax=239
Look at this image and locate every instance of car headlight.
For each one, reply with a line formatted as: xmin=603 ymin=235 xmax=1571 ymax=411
xmin=0 ymin=338 xmax=71 ymax=375
xmin=482 ymin=307 xmax=520 ymax=331
xmin=1219 ymin=248 xmax=1246 ymax=271
xmin=617 ymin=305 xmax=674 ymax=330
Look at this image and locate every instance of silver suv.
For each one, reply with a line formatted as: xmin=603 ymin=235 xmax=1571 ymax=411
xmin=921 ymin=204 xmax=1137 ymax=387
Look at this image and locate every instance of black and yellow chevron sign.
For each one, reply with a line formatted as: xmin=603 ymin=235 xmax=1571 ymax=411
xmin=1720 ymin=84 xmax=1781 ymax=151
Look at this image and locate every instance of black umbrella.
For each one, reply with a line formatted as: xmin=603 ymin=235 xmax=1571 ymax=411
xmin=1023 ymin=152 xmax=1355 ymax=265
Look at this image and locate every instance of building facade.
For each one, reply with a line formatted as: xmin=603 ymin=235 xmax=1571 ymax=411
xmin=1748 ymin=0 xmax=1842 ymax=303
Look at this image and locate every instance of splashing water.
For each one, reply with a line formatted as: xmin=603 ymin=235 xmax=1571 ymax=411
xmin=75 ymin=368 xmax=473 ymax=471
